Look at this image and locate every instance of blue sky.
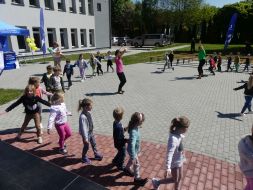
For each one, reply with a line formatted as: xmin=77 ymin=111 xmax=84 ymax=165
xmin=205 ymin=0 xmax=241 ymax=7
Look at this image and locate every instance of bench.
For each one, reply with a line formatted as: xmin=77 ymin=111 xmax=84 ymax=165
xmin=176 ymin=56 xmax=196 ymax=64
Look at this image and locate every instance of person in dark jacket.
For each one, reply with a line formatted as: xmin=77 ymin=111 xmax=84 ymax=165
xmin=112 ymin=107 xmax=130 ymax=174
xmin=63 ymin=59 xmax=75 ymax=88
xmin=234 ymin=75 xmax=253 ymax=115
xmin=0 ymin=84 xmax=51 ymax=144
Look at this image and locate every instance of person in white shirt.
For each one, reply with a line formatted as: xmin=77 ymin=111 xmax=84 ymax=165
xmin=152 ymin=116 xmax=190 ymax=190
xmin=52 ymin=41 xmax=64 ymax=69
xmin=105 ymin=51 xmax=114 ymax=72
xmin=75 ymin=54 xmax=88 ymax=82
xmin=47 ymin=93 xmax=72 ymax=155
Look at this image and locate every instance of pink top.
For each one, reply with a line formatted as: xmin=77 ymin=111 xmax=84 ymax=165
xmin=115 ymin=56 xmax=124 ymax=73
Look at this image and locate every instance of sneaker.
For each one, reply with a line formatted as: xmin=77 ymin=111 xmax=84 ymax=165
xmin=16 ymin=133 xmax=22 ymax=140
xmin=94 ymin=153 xmax=103 ymax=161
xmin=64 ymin=143 xmax=67 ymax=148
xmin=81 ymin=79 xmax=84 ymax=82
xmin=123 ymin=168 xmax=134 ymax=177
xmin=152 ymin=178 xmax=160 ymax=190
xmin=172 ymin=67 xmax=174 ymax=71
xmin=81 ymin=157 xmax=91 ymax=164
xmin=240 ymin=113 xmax=246 ymax=116
xmin=59 ymin=148 xmax=67 ymax=155
xmin=196 ymin=76 xmax=201 ymax=79
xmin=38 ymin=137 xmax=43 ymax=144
xmin=66 ymin=111 xmax=72 ymax=116
xmin=134 ymin=178 xmax=148 ymax=186
xmin=162 ymin=69 xmax=165 ymax=72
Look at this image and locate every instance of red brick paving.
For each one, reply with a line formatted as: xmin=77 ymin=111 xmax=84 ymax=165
xmin=0 ymin=130 xmax=246 ymax=190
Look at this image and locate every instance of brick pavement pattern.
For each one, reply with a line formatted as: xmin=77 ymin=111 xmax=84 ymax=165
xmin=0 ymin=130 xmax=246 ymax=190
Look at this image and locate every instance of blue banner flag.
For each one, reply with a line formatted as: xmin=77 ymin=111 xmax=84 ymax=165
xmin=40 ymin=8 xmax=46 ymax=55
xmin=224 ymin=13 xmax=238 ymax=50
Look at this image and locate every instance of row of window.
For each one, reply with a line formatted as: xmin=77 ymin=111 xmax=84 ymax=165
xmin=0 ymin=0 xmax=102 ymax=15
xmin=17 ymin=27 xmax=95 ymax=51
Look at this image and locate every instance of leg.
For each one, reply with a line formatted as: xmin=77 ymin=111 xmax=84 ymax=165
xmin=117 ymin=146 xmax=126 ymax=169
xmin=33 ymin=113 xmax=42 ymax=137
xmin=241 ymin=96 xmax=252 ymax=114
xmin=89 ymin=132 xmax=98 ymax=155
xmin=117 ymin=72 xmax=127 ymax=92
xmin=55 ymin=124 xmax=66 ymax=149
xmin=82 ymin=138 xmax=89 ymax=159
xmin=162 ymin=62 xmax=167 ymax=71
xmin=63 ymin=123 xmax=72 ymax=141
xmin=247 ymin=96 xmax=252 ymax=112
xmin=158 ymin=167 xmax=182 ymax=190
xmin=19 ymin=114 xmax=33 ymax=136
xmin=97 ymin=65 xmax=100 ymax=75
xmin=133 ymin=157 xmax=140 ymax=179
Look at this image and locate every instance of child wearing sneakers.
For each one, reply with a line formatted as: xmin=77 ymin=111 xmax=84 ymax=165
xmin=112 ymin=107 xmax=130 ymax=173
xmin=47 ymin=92 xmax=72 ymax=155
xmin=41 ymin=65 xmax=53 ymax=100
xmin=152 ymin=116 xmax=190 ymax=190
xmin=0 ymin=85 xmax=51 ymax=144
xmin=124 ymin=112 xmax=148 ymax=186
xmin=78 ymin=98 xmax=103 ymax=164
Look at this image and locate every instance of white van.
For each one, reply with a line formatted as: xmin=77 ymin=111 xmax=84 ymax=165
xmin=132 ymin=34 xmax=170 ymax=47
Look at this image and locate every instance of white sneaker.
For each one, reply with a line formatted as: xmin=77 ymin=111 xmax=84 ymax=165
xmin=67 ymin=111 xmax=72 ymax=116
xmin=152 ymin=178 xmax=160 ymax=190
xmin=81 ymin=79 xmax=84 ymax=82
xmin=240 ymin=113 xmax=246 ymax=116
xmin=59 ymin=148 xmax=68 ymax=155
xmin=38 ymin=137 xmax=43 ymax=144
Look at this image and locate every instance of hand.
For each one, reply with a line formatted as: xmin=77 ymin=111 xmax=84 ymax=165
xmin=47 ymin=129 xmax=50 ymax=134
xmin=0 ymin=111 xmax=7 ymax=116
xmin=164 ymin=169 xmax=171 ymax=178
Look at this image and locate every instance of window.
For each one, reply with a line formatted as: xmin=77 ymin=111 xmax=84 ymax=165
xmin=57 ymin=0 xmax=66 ymax=11
xmin=97 ymin=3 xmax=101 ymax=11
xmin=16 ymin=26 xmax=27 ymax=50
xmin=0 ymin=0 xmax=5 ymax=4
xmin=71 ymin=29 xmax=78 ymax=48
xmin=47 ymin=28 xmax=56 ymax=47
xmin=60 ymin=28 xmax=68 ymax=49
xmin=79 ymin=0 xmax=85 ymax=14
xmin=29 ymin=0 xmax=40 ymax=7
xmin=32 ymin=28 xmax=41 ymax=48
xmin=88 ymin=0 xmax=94 ymax=15
xmin=89 ymin=29 xmax=95 ymax=47
xmin=80 ymin=29 xmax=87 ymax=47
xmin=11 ymin=0 xmax=24 ymax=5
xmin=69 ymin=0 xmax=76 ymax=13
xmin=45 ymin=0 xmax=54 ymax=10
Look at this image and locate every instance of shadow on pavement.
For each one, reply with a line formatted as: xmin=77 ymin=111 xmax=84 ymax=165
xmin=85 ymin=92 xmax=118 ymax=96
xmin=215 ymin=111 xmax=243 ymax=121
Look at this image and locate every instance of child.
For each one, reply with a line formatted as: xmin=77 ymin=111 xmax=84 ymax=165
xmin=213 ymin=52 xmax=218 ymax=64
xmin=226 ymin=52 xmax=233 ymax=72
xmin=0 ymin=85 xmax=51 ymax=144
xmin=78 ymin=98 xmax=103 ymax=164
xmin=208 ymin=55 xmax=215 ymax=75
xmin=47 ymin=92 xmax=72 ymax=154
xmin=50 ymin=66 xmax=65 ymax=93
xmin=152 ymin=116 xmax=190 ymax=190
xmin=238 ymin=125 xmax=253 ymax=190
xmin=169 ymin=50 xmax=175 ymax=70
xmin=89 ymin=54 xmax=97 ymax=77
xmin=112 ymin=107 xmax=129 ymax=173
xmin=94 ymin=52 xmax=103 ymax=75
xmin=217 ymin=52 xmax=222 ymax=72
xmin=162 ymin=52 xmax=170 ymax=72
xmin=115 ymin=48 xmax=127 ymax=94
xmin=63 ymin=59 xmax=75 ymax=88
xmin=234 ymin=52 xmax=241 ymax=72
xmin=124 ymin=112 xmax=148 ymax=186
xmin=75 ymin=54 xmax=88 ymax=82
xmin=243 ymin=54 xmax=251 ymax=72
xmin=106 ymin=51 xmax=114 ymax=72
xmin=52 ymin=41 xmax=64 ymax=69
xmin=41 ymin=65 xmax=53 ymax=98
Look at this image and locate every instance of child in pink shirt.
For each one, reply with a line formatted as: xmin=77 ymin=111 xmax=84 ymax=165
xmin=115 ymin=47 xmax=127 ymax=94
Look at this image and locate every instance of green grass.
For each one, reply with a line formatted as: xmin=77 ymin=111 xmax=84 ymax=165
xmin=152 ymin=43 xmax=187 ymax=50
xmin=0 ymin=89 xmax=23 ymax=105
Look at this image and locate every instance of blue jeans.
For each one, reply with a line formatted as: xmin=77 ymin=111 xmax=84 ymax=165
xmin=82 ymin=132 xmax=98 ymax=159
xmin=241 ymin=96 xmax=252 ymax=113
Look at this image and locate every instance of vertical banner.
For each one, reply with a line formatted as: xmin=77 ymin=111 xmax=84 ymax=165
xmin=224 ymin=13 xmax=238 ymax=50
xmin=40 ymin=8 xmax=46 ymax=55
xmin=0 ymin=51 xmax=4 ymax=76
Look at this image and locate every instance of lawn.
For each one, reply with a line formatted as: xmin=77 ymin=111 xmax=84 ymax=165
xmin=0 ymin=89 xmax=23 ymax=105
xmin=152 ymin=43 xmax=187 ymax=50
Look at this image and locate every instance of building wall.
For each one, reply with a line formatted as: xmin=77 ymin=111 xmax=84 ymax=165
xmin=0 ymin=0 xmax=110 ymax=55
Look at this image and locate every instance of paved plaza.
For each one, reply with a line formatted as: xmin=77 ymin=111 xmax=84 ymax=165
xmin=0 ymin=55 xmax=252 ymax=189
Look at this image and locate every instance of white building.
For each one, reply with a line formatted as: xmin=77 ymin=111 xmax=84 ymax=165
xmin=0 ymin=0 xmax=111 ymax=55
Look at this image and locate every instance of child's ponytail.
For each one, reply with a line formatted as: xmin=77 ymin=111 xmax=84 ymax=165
xmin=77 ymin=99 xmax=84 ymax=112
xmin=77 ymin=98 xmax=93 ymax=112
xmin=170 ymin=116 xmax=190 ymax=133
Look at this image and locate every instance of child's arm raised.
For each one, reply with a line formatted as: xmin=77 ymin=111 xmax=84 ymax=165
xmin=4 ymin=96 xmax=24 ymax=113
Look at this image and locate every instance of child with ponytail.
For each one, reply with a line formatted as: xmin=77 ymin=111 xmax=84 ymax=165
xmin=152 ymin=116 xmax=190 ymax=190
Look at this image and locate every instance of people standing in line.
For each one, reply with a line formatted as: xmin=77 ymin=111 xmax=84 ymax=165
xmin=0 ymin=85 xmax=51 ymax=144
xmin=52 ymin=41 xmax=64 ymax=69
xmin=50 ymin=67 xmax=65 ymax=93
xmin=234 ymin=52 xmax=241 ymax=72
xmin=217 ymin=52 xmax=222 ymax=72
xmin=112 ymin=107 xmax=131 ymax=174
xmin=106 ymin=51 xmax=114 ymax=72
xmin=226 ymin=52 xmax=233 ymax=72
xmin=190 ymin=38 xmax=195 ymax=53
xmin=115 ymin=47 xmax=127 ymax=94
xmin=95 ymin=51 xmax=104 ymax=75
xmin=152 ymin=116 xmax=190 ymax=190
xmin=41 ymin=65 xmax=53 ymax=101
xmin=78 ymin=98 xmax=103 ymax=164
xmin=63 ymin=59 xmax=75 ymax=88
xmin=208 ymin=55 xmax=216 ymax=75
xmin=75 ymin=54 xmax=88 ymax=82
xmin=47 ymin=92 xmax=72 ymax=155
xmin=124 ymin=112 xmax=148 ymax=186
xmin=243 ymin=54 xmax=251 ymax=72
xmin=234 ymin=75 xmax=253 ymax=116
xmin=238 ymin=125 xmax=253 ymax=190
xmin=197 ymin=45 xmax=206 ymax=79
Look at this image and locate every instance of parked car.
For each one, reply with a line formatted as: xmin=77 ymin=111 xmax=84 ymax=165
xmin=117 ymin=37 xmax=126 ymax=46
xmin=131 ymin=34 xmax=170 ymax=47
xmin=111 ymin=37 xmax=119 ymax=45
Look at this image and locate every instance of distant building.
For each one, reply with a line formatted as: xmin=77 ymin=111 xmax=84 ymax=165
xmin=0 ymin=0 xmax=111 ymax=55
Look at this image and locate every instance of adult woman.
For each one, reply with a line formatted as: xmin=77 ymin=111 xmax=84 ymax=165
xmin=234 ymin=75 xmax=253 ymax=116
